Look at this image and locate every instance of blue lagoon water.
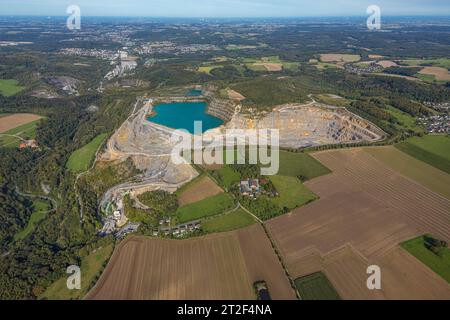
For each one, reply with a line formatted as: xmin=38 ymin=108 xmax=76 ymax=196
xmin=148 ymin=102 xmax=223 ymax=134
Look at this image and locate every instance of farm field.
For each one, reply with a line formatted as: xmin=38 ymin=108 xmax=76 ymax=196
xmin=395 ymin=135 xmax=450 ymax=173
xmin=400 ymin=58 xmax=450 ymax=69
xmin=266 ymin=148 xmax=450 ymax=299
xmin=202 ymin=208 xmax=255 ymax=233
xmin=305 ymin=245 xmax=450 ymax=300
xmin=66 ymin=133 xmax=108 ymax=173
xmin=402 ymin=235 xmax=450 ymax=283
xmin=0 ymin=119 xmax=41 ymax=148
xmin=14 ymin=200 xmax=51 ymax=241
xmin=376 ymin=60 xmax=398 ymax=68
xmin=41 ymin=245 xmax=114 ymax=300
xmin=319 ymin=54 xmax=360 ymax=63
xmin=243 ymin=56 xmax=299 ymax=72
xmin=269 ymin=175 xmax=317 ymax=210
xmin=418 ymin=66 xmax=450 ymax=82
xmin=177 ymin=175 xmax=223 ymax=206
xmin=87 ymin=225 xmax=295 ymax=300
xmin=294 ymin=272 xmax=341 ymax=300
xmin=402 ymin=135 xmax=450 ymax=161
xmin=0 ymin=79 xmax=24 ymax=97
xmin=176 ymin=193 xmax=235 ymax=223
xmin=198 ymin=65 xmax=223 ymax=74
xmin=0 ymin=113 xmax=42 ymax=134
xmin=310 ymin=149 xmax=450 ymax=242
xmin=313 ymin=94 xmax=350 ymax=107
xmin=213 ymin=165 xmax=241 ymax=189
xmin=277 ymin=151 xmax=331 ymax=180
xmin=365 ymin=146 xmax=450 ymax=199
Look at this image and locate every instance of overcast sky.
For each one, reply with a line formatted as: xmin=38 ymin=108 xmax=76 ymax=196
xmin=1 ymin=0 xmax=449 ymax=17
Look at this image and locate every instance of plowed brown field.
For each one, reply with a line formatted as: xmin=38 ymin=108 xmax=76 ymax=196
xmin=267 ymin=148 xmax=450 ymax=299
xmin=0 ymin=113 xmax=42 ymax=133
xmin=87 ymin=225 xmax=295 ymax=300
xmin=178 ymin=176 xmax=224 ymax=207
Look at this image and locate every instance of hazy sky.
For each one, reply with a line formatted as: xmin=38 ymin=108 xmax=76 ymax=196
xmin=1 ymin=0 xmax=449 ymax=17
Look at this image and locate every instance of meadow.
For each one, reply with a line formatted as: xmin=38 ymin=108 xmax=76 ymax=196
xmin=0 ymin=79 xmax=24 ymax=97
xmin=66 ymin=133 xmax=108 ymax=173
xmin=202 ymin=208 xmax=255 ymax=233
xmin=277 ymin=151 xmax=332 ymax=180
xmin=269 ymin=175 xmax=317 ymax=210
xmin=177 ymin=193 xmax=236 ymax=223
xmin=402 ymin=235 xmax=450 ymax=283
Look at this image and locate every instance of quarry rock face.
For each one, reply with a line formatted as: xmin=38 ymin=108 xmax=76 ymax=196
xmin=226 ymin=104 xmax=385 ymax=148
xmin=99 ymin=99 xmax=385 ymax=204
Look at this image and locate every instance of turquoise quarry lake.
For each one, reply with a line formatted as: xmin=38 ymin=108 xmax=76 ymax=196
xmin=148 ymin=102 xmax=223 ymax=134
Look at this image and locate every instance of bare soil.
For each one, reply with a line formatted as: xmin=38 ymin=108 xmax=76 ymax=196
xmin=266 ymin=148 xmax=450 ymax=299
xmin=87 ymin=225 xmax=295 ymax=300
xmin=178 ymin=176 xmax=224 ymax=207
xmin=0 ymin=113 xmax=42 ymax=133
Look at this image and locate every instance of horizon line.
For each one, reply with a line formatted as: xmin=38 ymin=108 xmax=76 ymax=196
xmin=1 ymin=14 xmax=450 ymax=19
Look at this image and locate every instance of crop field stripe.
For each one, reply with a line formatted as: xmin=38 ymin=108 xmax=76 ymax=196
xmin=396 ymin=141 xmax=450 ymax=174
xmin=313 ymin=150 xmax=450 ymax=241
xmin=365 ymin=146 xmax=450 ymax=199
xmin=322 ymin=151 xmax=450 ymax=234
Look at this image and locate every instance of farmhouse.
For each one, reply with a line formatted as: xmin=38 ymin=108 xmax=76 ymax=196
xmin=19 ymin=139 xmax=38 ymax=149
xmin=240 ymin=179 xmax=261 ymax=196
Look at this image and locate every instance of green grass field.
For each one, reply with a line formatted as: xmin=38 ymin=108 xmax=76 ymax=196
xmin=216 ymin=166 xmax=241 ymax=189
xmin=198 ymin=65 xmax=223 ymax=74
xmin=177 ymin=193 xmax=236 ymax=224
xmin=202 ymin=208 xmax=255 ymax=233
xmin=401 ymin=58 xmax=450 ymax=69
xmin=270 ymin=175 xmax=317 ymax=210
xmin=277 ymin=151 xmax=332 ymax=180
xmin=313 ymin=94 xmax=350 ymax=107
xmin=386 ymin=106 xmax=425 ymax=134
xmin=402 ymin=235 xmax=450 ymax=283
xmin=395 ymin=135 xmax=450 ymax=174
xmin=66 ymin=133 xmax=108 ymax=173
xmin=295 ymin=272 xmax=341 ymax=300
xmin=40 ymin=245 xmax=114 ymax=300
xmin=415 ymin=73 xmax=439 ymax=83
xmin=14 ymin=200 xmax=51 ymax=241
xmin=0 ymin=119 xmax=41 ymax=148
xmin=0 ymin=79 xmax=24 ymax=97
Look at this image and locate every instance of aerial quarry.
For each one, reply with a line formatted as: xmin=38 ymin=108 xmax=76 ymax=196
xmin=98 ymin=89 xmax=385 ymax=216
xmin=87 ymin=88 xmax=450 ymax=300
